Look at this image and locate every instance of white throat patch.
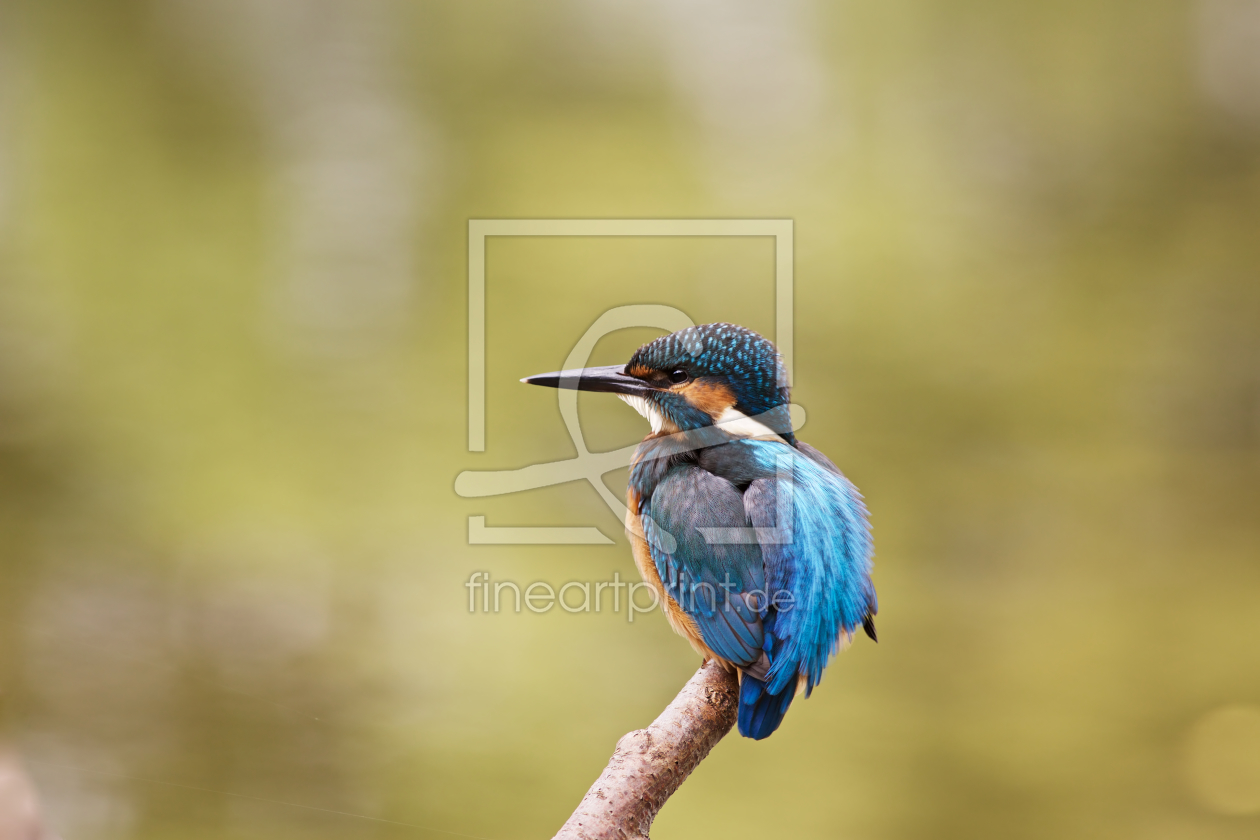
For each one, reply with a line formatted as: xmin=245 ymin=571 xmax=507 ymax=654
xmin=620 ymin=396 xmax=785 ymax=442
xmin=618 ymin=394 xmax=672 ymax=435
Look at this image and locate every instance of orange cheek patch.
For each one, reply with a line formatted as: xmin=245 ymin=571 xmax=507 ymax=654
xmin=626 ymin=364 xmax=655 ymax=379
xmin=679 ymin=379 xmax=736 ymax=417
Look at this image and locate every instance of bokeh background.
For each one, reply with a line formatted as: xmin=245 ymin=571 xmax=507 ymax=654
xmin=2 ymin=1 xmax=1259 ymax=838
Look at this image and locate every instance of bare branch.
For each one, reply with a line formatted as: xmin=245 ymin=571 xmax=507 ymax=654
xmin=552 ymin=659 xmax=739 ymax=840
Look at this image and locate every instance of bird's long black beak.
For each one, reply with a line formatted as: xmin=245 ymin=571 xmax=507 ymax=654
xmin=520 ymin=364 xmax=651 ymax=397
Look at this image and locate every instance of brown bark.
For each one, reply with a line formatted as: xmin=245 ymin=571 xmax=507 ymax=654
xmin=552 ymin=659 xmax=740 ymax=840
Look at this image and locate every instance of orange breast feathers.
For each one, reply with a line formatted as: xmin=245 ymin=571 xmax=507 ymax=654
xmin=624 ymin=486 xmax=720 ymax=663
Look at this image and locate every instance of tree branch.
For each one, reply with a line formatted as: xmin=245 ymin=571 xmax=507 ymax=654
xmin=552 ymin=659 xmax=740 ymax=840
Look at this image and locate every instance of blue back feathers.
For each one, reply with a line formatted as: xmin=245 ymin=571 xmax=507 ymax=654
xmin=634 ymin=439 xmax=874 ymax=739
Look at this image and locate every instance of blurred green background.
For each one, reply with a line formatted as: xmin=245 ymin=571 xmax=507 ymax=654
xmin=2 ymin=1 xmax=1259 ymax=838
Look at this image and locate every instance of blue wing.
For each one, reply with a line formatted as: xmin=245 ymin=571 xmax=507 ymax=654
xmin=632 ymin=436 xmax=875 ymax=740
xmin=742 ymin=441 xmax=876 ymax=698
xmin=640 ymin=465 xmax=766 ymax=668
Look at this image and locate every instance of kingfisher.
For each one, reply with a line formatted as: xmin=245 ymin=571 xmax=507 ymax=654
xmin=522 ymin=323 xmax=876 ymax=739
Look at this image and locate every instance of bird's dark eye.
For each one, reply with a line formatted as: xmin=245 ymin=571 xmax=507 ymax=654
xmin=669 ymin=369 xmax=689 ymax=384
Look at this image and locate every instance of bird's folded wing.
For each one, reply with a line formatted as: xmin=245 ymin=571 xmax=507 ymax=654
xmin=642 ymin=465 xmax=766 ymax=668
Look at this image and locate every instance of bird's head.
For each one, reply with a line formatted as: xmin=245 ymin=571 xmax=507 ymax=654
xmin=522 ymin=323 xmax=795 ymax=444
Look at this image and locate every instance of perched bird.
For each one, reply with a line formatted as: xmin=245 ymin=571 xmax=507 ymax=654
xmin=523 ymin=323 xmax=876 ymax=739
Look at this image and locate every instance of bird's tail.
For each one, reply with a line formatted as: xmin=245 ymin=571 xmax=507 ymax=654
xmin=737 ymin=674 xmax=796 ymax=740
